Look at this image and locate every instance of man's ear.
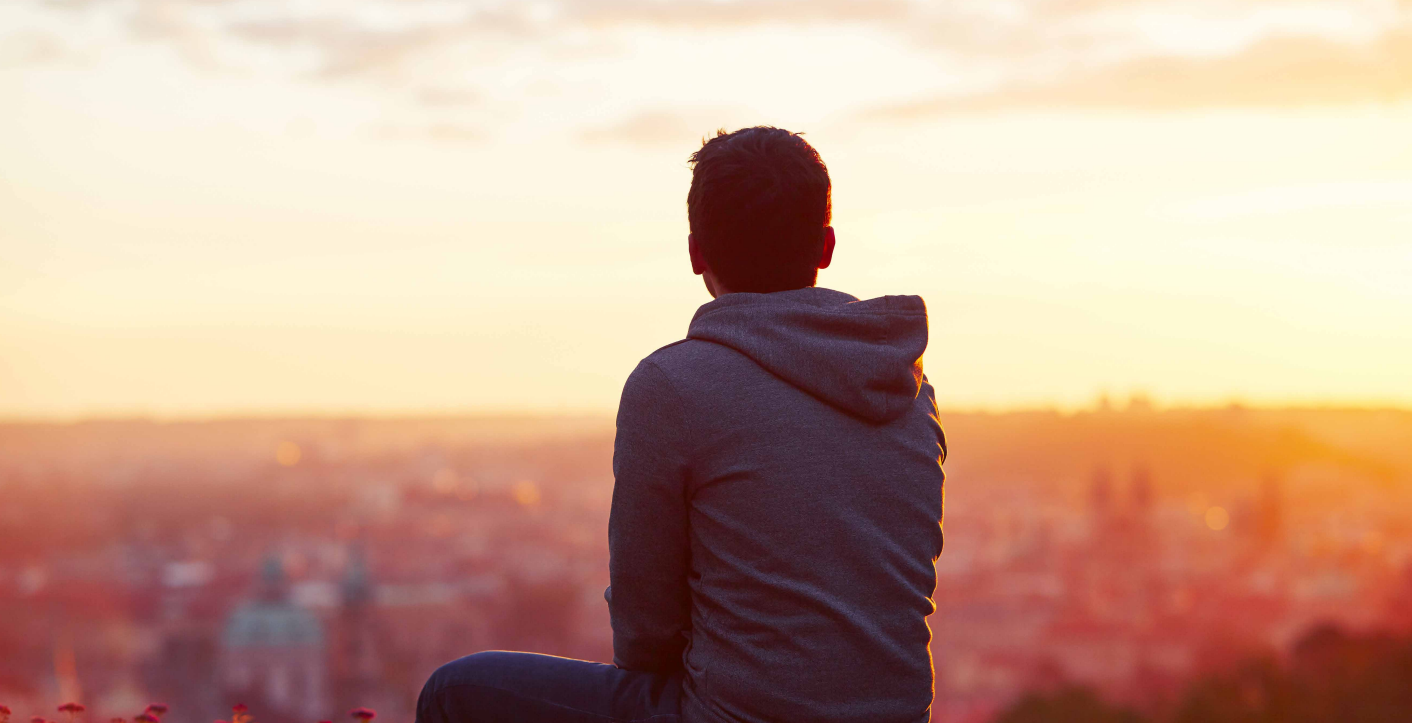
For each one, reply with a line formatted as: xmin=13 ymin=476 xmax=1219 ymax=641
xmin=689 ymin=233 xmax=708 ymax=276
xmin=818 ymin=227 xmax=836 ymax=270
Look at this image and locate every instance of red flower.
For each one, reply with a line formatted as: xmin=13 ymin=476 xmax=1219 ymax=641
xmin=133 ymin=716 xmax=157 ymax=723
xmin=32 ymin=718 xmax=48 ymax=723
xmin=348 ymin=708 xmax=375 ymax=723
xmin=56 ymin=706 xmax=83 ymax=715
xmin=141 ymin=705 xmax=165 ymax=719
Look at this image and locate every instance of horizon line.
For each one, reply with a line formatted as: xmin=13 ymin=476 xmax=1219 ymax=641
xmin=3 ymin=401 xmax=1410 ymax=426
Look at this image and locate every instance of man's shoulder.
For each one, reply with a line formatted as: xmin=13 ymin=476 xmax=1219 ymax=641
xmin=633 ymin=338 xmax=756 ymax=397
xmin=640 ymin=337 xmax=738 ymax=372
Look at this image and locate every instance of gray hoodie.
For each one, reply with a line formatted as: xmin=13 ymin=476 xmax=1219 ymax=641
xmin=608 ymin=286 xmax=946 ymax=722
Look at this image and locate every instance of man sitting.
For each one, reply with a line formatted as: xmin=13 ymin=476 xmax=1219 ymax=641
xmin=418 ymin=126 xmax=946 ymax=722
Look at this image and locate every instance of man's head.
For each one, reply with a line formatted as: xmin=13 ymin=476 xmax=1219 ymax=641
xmin=687 ymin=126 xmax=834 ymax=296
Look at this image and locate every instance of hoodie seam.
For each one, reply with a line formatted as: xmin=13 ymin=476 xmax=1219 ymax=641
xmin=641 ymin=359 xmax=696 ymax=473
xmin=639 ymin=358 xmax=708 ymax=697
xmin=875 ymin=307 xmax=897 ymax=419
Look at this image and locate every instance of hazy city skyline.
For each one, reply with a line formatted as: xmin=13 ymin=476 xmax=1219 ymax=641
xmin=3 ymin=407 xmax=1409 ymax=721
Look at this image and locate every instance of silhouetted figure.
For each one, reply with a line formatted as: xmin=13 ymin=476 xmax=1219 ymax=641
xmin=418 ymin=126 xmax=947 ymax=722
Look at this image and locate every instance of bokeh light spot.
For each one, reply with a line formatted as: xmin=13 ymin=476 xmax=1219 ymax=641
xmin=276 ymin=440 xmax=301 ymax=466
xmin=1206 ymin=506 xmax=1230 ymax=531
xmin=512 ymin=480 xmax=540 ymax=507
xmin=432 ymin=468 xmax=458 ymax=494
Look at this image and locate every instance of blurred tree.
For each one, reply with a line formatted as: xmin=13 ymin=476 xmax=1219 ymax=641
xmin=1177 ymin=624 xmax=1412 ymax=721
xmin=1000 ymin=624 xmax=1412 ymax=722
xmin=1176 ymin=656 xmax=1294 ymax=721
xmin=998 ymin=685 xmax=1143 ymax=722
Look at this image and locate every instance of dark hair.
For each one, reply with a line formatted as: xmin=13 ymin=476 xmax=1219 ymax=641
xmin=687 ymin=126 xmax=832 ymax=293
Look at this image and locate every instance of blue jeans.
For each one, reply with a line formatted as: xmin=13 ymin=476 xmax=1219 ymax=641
xmin=417 ymin=651 xmax=683 ymax=722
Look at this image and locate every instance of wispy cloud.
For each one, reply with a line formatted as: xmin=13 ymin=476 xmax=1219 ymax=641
xmin=864 ymin=30 xmax=1412 ymax=118
xmin=425 ymin=122 xmax=486 ymax=143
xmin=224 ymin=7 xmax=545 ymax=79
xmin=416 ymin=87 xmax=482 ymax=108
xmin=579 ymin=109 xmax=738 ymax=147
xmin=0 ymin=31 xmax=68 ymax=67
xmin=7 ymin=0 xmax=1410 ymax=128
xmin=565 ymin=0 xmax=914 ymax=29
xmin=373 ymin=121 xmax=486 ymax=143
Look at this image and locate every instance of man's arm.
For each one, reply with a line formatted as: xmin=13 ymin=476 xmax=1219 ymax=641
xmin=607 ymin=359 xmax=692 ymax=673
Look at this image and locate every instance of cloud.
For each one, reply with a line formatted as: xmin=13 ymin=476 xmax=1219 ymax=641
xmin=565 ymin=0 xmax=914 ymax=29
xmin=426 ymin=123 xmax=486 ymax=143
xmin=374 ymin=122 xmax=486 ymax=143
xmin=224 ymin=14 xmax=527 ymax=80
xmin=0 ymin=31 xmax=68 ymax=67
xmin=416 ymin=87 xmax=482 ymax=108
xmin=202 ymin=0 xmax=917 ymax=81
xmin=578 ymin=110 xmax=737 ymax=148
xmin=8 ymin=0 xmax=944 ymax=82
xmin=8 ymin=0 xmax=1411 ymax=116
xmin=126 ymin=0 xmax=224 ymax=69
xmin=863 ymin=30 xmax=1412 ymax=117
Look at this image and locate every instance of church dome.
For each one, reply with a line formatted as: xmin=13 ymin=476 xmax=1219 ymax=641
xmin=222 ymin=554 xmax=325 ymax=648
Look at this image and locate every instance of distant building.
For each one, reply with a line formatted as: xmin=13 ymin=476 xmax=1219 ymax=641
xmin=1090 ymin=466 xmax=1114 ymax=521
xmin=1255 ymin=472 xmax=1283 ymax=549
xmin=1089 ymin=466 xmax=1121 ymax=550
xmin=1129 ymin=465 xmax=1153 ymax=517
xmin=331 ymin=543 xmax=391 ymax=716
xmin=220 ymin=556 xmax=327 ymax=722
xmin=1127 ymin=464 xmax=1157 ymax=557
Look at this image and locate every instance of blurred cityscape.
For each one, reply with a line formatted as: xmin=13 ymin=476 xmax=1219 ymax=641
xmin=2 ymin=404 xmax=1410 ymax=722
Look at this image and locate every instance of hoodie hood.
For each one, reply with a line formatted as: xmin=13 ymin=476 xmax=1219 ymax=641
xmin=686 ymin=287 xmax=928 ymax=423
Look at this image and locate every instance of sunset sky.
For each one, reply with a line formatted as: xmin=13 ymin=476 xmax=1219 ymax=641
xmin=2 ymin=0 xmax=1410 ymax=418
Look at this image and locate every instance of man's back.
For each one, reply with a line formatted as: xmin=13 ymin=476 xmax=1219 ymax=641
xmin=610 ymin=286 xmax=946 ymax=722
xmin=418 ymin=126 xmax=945 ymax=724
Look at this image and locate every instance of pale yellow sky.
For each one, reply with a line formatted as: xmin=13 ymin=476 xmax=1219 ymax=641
xmin=2 ymin=0 xmax=1410 ymax=418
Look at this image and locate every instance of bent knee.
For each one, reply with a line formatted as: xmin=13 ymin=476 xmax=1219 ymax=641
xmin=418 ymin=651 xmax=519 ymax=722
xmin=424 ymin=651 xmax=515 ymax=694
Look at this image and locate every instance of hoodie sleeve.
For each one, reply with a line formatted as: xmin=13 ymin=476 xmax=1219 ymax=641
xmin=607 ymin=359 xmax=692 ymax=673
